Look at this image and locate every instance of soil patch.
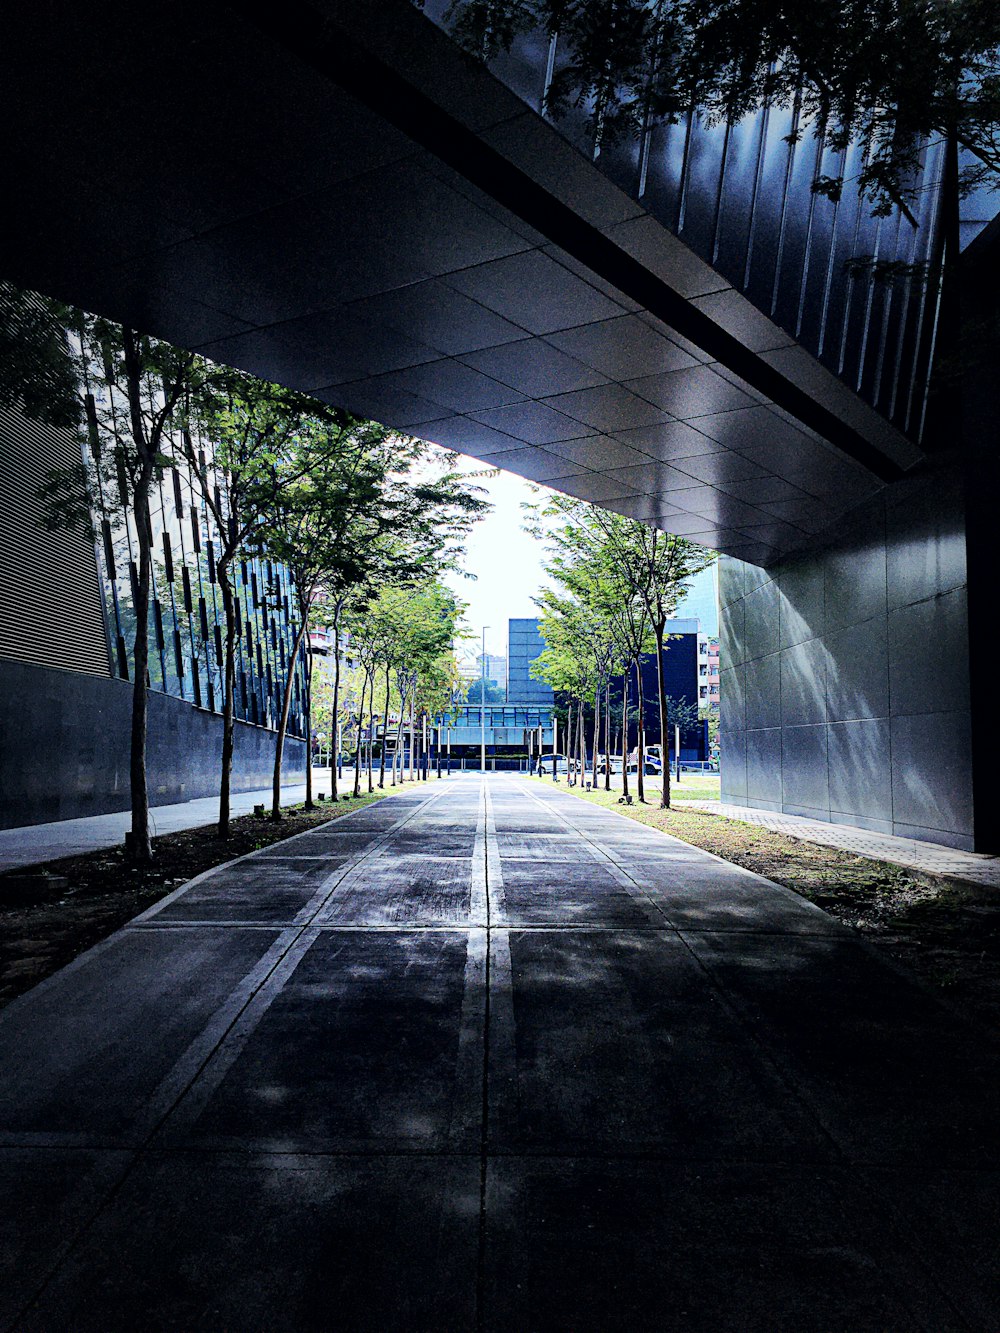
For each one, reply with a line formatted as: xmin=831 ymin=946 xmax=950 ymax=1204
xmin=0 ymin=788 xmax=397 ymax=1010
xmin=541 ymin=778 xmax=1000 ymax=1033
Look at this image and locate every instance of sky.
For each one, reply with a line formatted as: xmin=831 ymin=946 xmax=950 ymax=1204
xmin=442 ymin=456 xmax=719 ymax=665
xmin=443 ymin=460 xmax=552 ymax=662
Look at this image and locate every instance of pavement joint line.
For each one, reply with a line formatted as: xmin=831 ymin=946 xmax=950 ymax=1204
xmin=525 ymin=778 xmax=843 ymax=911
xmin=512 ymin=777 xmax=852 ymax=1168
xmin=535 ymin=781 xmax=1000 ymax=1057
xmin=112 ymin=922 xmax=864 ymax=937
xmin=3 ymin=1137 xmax=997 ymax=1170
xmin=149 ymin=782 xmax=455 ymax=1141
xmin=474 ymin=777 xmax=491 ymax=1333
xmin=447 ymin=926 xmax=487 ymax=1151
xmin=6 ymin=781 xmax=452 ymax=1330
xmin=128 ymin=791 xmax=398 ymax=927
xmin=148 ymin=927 xmax=328 ymax=1147
xmin=514 ymin=778 xmax=674 ymax=930
xmin=483 ymin=783 xmax=517 ymax=1155
xmin=6 ymin=773 xmax=996 ymax=1327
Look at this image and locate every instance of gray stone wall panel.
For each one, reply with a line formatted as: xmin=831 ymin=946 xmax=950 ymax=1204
xmin=0 ymin=659 xmax=306 ymax=829
xmin=744 ymin=653 xmax=781 ymax=731
xmin=719 ymin=462 xmax=973 ymax=849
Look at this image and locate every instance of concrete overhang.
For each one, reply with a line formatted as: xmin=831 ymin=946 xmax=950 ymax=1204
xmin=1 ymin=0 xmax=925 ymax=565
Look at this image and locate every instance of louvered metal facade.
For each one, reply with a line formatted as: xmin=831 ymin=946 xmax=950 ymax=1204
xmin=0 ymin=404 xmax=111 ymax=676
xmin=422 ymin=2 xmax=946 ymax=445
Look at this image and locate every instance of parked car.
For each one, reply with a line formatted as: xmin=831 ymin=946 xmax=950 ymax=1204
xmin=626 ymin=749 xmax=663 ymax=775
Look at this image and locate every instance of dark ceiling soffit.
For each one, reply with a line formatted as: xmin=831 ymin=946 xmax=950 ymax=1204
xmin=230 ymin=0 xmax=907 ymax=485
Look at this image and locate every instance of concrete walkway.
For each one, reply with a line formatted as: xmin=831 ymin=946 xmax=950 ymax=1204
xmin=687 ymin=799 xmax=1000 ymax=889
xmin=0 ymin=770 xmax=345 ymax=873
xmin=0 ymin=774 xmax=997 ymax=1330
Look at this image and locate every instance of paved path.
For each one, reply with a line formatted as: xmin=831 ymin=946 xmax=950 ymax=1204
xmin=0 ymin=771 xmax=345 ymax=872
xmin=687 ymin=799 xmax=1000 ymax=889
xmin=0 ymin=775 xmax=997 ymax=1330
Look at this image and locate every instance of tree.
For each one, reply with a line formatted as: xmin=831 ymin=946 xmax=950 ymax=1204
xmin=260 ymin=418 xmax=430 ymax=815
xmin=179 ymin=367 xmax=342 ymax=836
xmin=699 ymin=703 xmax=720 ymax=755
xmin=466 ymin=677 xmax=505 ymax=704
xmin=33 ymin=309 xmax=198 ymax=862
xmin=527 ymin=493 xmax=712 ymax=804
xmin=304 ymin=438 xmax=487 ymax=801
xmin=581 ymin=512 xmax=713 ymax=807
xmin=360 ymin=583 xmax=468 ymax=787
xmin=531 ymin=585 xmax=606 ymax=785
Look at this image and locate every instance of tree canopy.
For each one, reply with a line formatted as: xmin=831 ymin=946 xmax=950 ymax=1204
xmin=527 ymin=491 xmax=713 ymax=804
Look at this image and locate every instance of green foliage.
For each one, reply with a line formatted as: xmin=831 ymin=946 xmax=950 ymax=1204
xmin=439 ymin=0 xmax=1000 ymax=215
xmin=658 ymin=693 xmax=700 ymax=733
xmin=700 ymin=704 xmax=720 ymax=750
xmin=442 ymin=0 xmax=538 ymax=62
xmin=526 ymin=492 xmax=713 ymax=675
xmin=466 ymin=677 xmax=506 ymax=704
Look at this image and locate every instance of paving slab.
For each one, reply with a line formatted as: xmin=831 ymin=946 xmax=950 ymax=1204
xmin=20 ymin=1153 xmax=480 ymax=1333
xmin=482 ymin=1159 xmax=951 ymax=1332
xmin=0 ymin=774 xmax=998 ymax=1329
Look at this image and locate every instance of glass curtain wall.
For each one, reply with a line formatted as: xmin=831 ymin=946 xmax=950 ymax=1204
xmin=83 ymin=365 xmax=308 ymax=740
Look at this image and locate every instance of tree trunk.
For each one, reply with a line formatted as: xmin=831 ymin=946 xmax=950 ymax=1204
xmin=591 ymin=685 xmax=599 ymax=790
xmin=409 ymin=697 xmax=415 ymax=782
xmin=566 ymin=701 xmax=574 ymax=784
xmin=378 ymin=665 xmax=389 ymax=788
xmin=352 ymin=670 xmax=367 ymax=799
xmin=366 ymin=684 xmax=374 ymax=794
xmin=393 ymin=695 xmax=406 ymax=786
xmin=330 ymin=602 xmax=342 ymax=800
xmin=128 ymin=463 xmax=154 ymax=863
xmin=577 ymin=696 xmax=585 ymax=787
xmin=271 ymin=613 xmax=309 ymax=820
xmin=217 ymin=557 xmax=238 ymax=838
xmin=620 ymin=673 xmax=630 ymax=802
xmin=635 ymin=658 xmax=646 ymax=803
xmin=604 ymin=687 xmax=611 ymax=791
xmin=654 ymin=618 xmax=670 ymax=810
xmin=303 ymin=640 xmax=314 ymax=810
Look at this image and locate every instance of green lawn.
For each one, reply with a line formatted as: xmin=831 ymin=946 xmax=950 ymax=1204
xmin=661 ymin=771 xmax=720 ymax=801
xmin=565 ymin=769 xmax=720 ymax=802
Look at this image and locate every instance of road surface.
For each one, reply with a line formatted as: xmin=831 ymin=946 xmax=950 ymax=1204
xmin=0 ymin=775 xmax=997 ymax=1329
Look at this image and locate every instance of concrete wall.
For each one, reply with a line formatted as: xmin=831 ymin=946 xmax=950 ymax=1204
xmin=0 ymin=659 xmax=306 ymax=829
xmin=719 ymin=460 xmax=973 ymax=849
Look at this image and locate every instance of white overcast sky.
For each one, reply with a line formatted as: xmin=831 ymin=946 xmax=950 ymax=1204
xmin=433 ymin=449 xmax=719 ymax=663
xmin=442 ymin=458 xmax=553 ymax=661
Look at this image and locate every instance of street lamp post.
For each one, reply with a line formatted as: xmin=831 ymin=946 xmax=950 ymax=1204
xmin=480 ymin=626 xmax=489 ymax=774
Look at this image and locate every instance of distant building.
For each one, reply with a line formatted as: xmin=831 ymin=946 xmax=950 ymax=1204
xmin=476 ymin=652 xmax=507 ymax=692
xmin=698 ymin=634 xmax=720 ymax=710
xmin=507 ymin=618 xmax=553 ymax=707
xmin=430 ymin=617 xmax=553 ymax=764
xmin=606 ymin=618 xmax=707 ymax=763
